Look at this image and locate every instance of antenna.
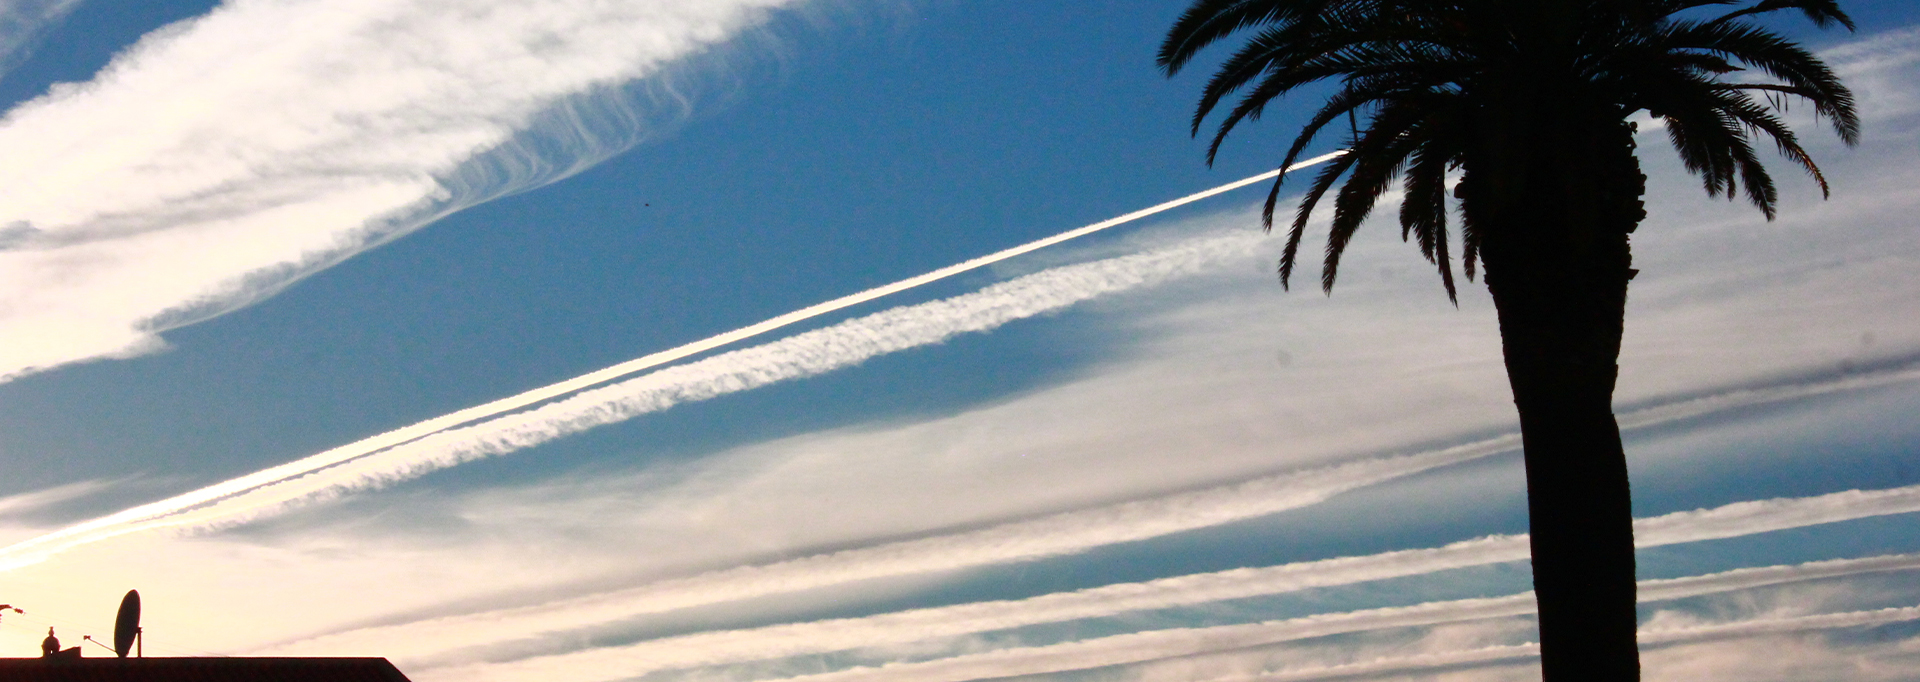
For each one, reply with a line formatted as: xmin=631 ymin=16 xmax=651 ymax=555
xmin=113 ymin=590 xmax=141 ymax=659
xmin=82 ymin=635 xmax=118 ymax=655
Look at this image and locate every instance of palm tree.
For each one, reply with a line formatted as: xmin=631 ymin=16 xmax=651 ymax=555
xmin=1158 ymin=1 xmax=1858 ymax=679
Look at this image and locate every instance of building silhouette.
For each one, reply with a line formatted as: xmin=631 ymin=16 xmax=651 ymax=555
xmin=0 ymin=655 xmax=412 ymax=681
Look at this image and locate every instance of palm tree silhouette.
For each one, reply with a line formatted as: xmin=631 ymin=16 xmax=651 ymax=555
xmin=1159 ymin=1 xmax=1858 ymax=679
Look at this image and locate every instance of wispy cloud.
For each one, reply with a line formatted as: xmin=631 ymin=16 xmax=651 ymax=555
xmin=350 ymin=477 xmax=1920 ymax=678
xmin=617 ymin=555 xmax=1920 ymax=682
xmin=0 ymin=0 xmax=85 ymax=76
xmin=1825 ymin=26 xmax=1920 ymax=123
xmin=0 ymin=478 xmax=110 ymax=519
xmin=263 ymin=442 xmax=1504 ymax=661
xmin=0 ymin=0 xmax=799 ymax=381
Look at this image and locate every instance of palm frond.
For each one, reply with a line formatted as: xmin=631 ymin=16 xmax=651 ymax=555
xmin=1163 ymin=0 xmax=1858 ymax=295
xmin=1161 ymin=0 xmax=1330 ymax=74
xmin=1399 ymin=113 xmax=1465 ymax=302
xmin=1659 ymin=20 xmax=1860 ymax=143
xmin=1705 ymin=0 xmax=1855 ymax=32
xmin=1277 ymin=149 xmax=1360 ymax=288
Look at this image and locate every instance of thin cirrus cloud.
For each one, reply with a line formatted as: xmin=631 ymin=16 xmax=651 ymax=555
xmin=849 ymin=601 xmax=1920 ymax=682
xmin=576 ymin=563 xmax=1920 ymax=682
xmin=0 ymin=0 xmax=87 ymax=74
xmin=298 ymin=477 xmax=1920 ymax=678
xmin=0 ymin=0 xmax=798 ymax=382
xmin=241 ymin=357 xmax=1920 ymax=669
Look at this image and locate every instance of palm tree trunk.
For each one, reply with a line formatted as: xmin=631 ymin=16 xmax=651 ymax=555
xmin=1466 ymin=111 xmax=1646 ymax=682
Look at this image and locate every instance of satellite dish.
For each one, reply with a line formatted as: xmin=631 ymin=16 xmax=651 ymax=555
xmin=113 ymin=590 xmax=139 ymax=658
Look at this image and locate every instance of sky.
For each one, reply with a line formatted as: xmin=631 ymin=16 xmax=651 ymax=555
xmin=0 ymin=1 xmax=1917 ymax=680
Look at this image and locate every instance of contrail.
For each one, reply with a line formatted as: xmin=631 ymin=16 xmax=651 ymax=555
xmin=280 ymin=452 xmax=1920 ymax=669
xmin=402 ymin=548 xmax=1920 ymax=679
xmin=609 ymin=556 xmax=1920 ymax=682
xmin=1198 ymin=644 xmax=1541 ymax=682
xmin=0 ymin=155 xmax=1340 ymax=570
xmin=733 ymin=595 xmax=1543 ymax=682
xmin=268 ymin=438 xmax=1509 ymax=660
xmin=1219 ymin=603 xmax=1920 ymax=682
xmin=103 ymin=232 xmax=1279 ymax=529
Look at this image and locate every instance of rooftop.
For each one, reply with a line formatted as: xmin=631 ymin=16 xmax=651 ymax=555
xmin=0 ymin=657 xmax=412 ymax=681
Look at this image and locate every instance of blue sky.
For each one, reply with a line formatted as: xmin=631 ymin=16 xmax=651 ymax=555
xmin=0 ymin=1 xmax=1918 ymax=680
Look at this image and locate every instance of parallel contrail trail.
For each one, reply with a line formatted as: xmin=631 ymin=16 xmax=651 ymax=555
xmin=368 ymin=479 xmax=1920 ymax=678
xmin=0 ymin=154 xmax=1342 ymax=571
xmin=409 ymin=547 xmax=1920 ymax=680
xmin=645 ymin=557 xmax=1920 ymax=682
xmin=1179 ymin=595 xmax=1920 ymax=682
xmin=258 ymin=366 xmax=1920 ymax=664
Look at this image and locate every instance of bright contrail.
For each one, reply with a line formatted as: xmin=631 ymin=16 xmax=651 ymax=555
xmin=99 ymin=232 xmax=1278 ymax=532
xmin=0 ymin=155 xmax=1341 ymax=570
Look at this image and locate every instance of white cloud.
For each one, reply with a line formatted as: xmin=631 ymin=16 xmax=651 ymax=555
xmin=596 ymin=558 xmax=1920 ymax=682
xmin=320 ymin=481 xmax=1920 ymax=678
xmin=1826 ymin=26 xmax=1920 ymax=124
xmin=0 ymin=0 xmax=799 ymax=381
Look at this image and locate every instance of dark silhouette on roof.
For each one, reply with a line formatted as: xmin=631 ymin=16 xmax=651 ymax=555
xmin=9 ymin=587 xmax=407 ymax=679
xmin=114 ymin=590 xmax=141 ymax=659
xmin=40 ymin=627 xmax=80 ymax=660
xmin=0 ymin=657 xmax=412 ymax=681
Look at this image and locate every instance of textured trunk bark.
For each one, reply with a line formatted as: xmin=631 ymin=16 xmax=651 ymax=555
xmin=1465 ymin=108 xmax=1646 ymax=682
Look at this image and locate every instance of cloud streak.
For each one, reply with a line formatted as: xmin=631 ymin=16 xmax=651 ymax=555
xmin=0 ymin=0 xmax=805 ymax=381
xmin=645 ymin=555 xmax=1920 ymax=682
xmin=412 ymin=547 xmax=1920 ymax=681
xmin=286 ymin=448 xmax=1920 ymax=672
